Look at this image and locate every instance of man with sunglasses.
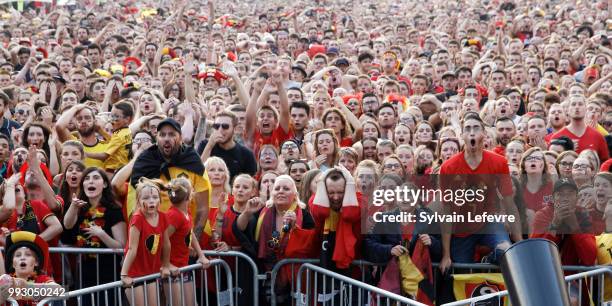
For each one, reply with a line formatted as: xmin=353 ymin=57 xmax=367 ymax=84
xmin=198 ymin=110 xmax=256 ymax=181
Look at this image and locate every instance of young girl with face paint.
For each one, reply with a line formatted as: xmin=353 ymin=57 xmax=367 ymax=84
xmin=121 ymin=178 xmax=171 ymax=306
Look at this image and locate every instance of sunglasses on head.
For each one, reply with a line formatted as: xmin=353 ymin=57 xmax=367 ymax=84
xmin=212 ymin=123 xmax=230 ymax=130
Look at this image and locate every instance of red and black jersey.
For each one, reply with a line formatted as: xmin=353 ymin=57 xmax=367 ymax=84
xmin=166 ymin=206 xmax=193 ymax=267
xmin=126 ymin=211 xmax=168 ymax=277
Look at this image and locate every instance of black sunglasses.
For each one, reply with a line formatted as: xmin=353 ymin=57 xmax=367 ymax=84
xmin=212 ymin=123 xmax=230 ymax=130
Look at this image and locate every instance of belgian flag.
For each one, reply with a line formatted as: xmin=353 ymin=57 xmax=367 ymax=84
xmin=400 ymin=239 xmax=435 ymax=306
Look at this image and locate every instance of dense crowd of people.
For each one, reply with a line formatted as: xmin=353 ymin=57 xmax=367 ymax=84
xmin=0 ymin=0 xmax=609 ymax=305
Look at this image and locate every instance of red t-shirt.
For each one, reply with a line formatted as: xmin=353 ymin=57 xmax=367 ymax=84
xmin=439 ymin=150 xmax=514 ymax=234
xmin=492 ymin=145 xmax=505 ymax=157
xmin=3 ymin=200 xmax=53 ymax=233
xmin=252 ymin=125 xmax=293 ymax=158
xmin=340 ymin=136 xmax=353 ymax=147
xmin=199 ymin=198 xmax=241 ymax=249
xmin=126 ymin=211 xmax=168 ymax=277
xmin=600 ymin=158 xmax=612 ymax=172
xmin=522 ymin=182 xmax=553 ymax=212
xmin=551 ymin=126 xmax=609 ymax=161
xmin=530 ymin=206 xmax=597 ymax=266
xmin=166 ymin=206 xmax=193 ymax=267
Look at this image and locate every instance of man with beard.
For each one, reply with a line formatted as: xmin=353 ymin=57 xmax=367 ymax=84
xmin=311 ymin=167 xmax=361 ymax=274
xmin=198 ymin=110 xmax=256 ymax=181
xmin=439 ymin=112 xmax=522 ymax=273
xmin=493 ymin=117 xmax=515 ymax=156
xmin=551 ymin=95 xmax=609 ymax=161
xmin=130 ymin=118 xmax=210 ymax=240
xmin=55 ymin=104 xmax=109 ymax=168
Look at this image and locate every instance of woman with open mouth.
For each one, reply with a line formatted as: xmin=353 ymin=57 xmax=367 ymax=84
xmin=518 ymin=147 xmax=554 ymax=227
xmin=591 ymin=172 xmax=612 ymax=234
xmin=311 ymin=129 xmax=339 ymax=171
xmin=135 ymin=90 xmax=162 ymax=119
xmin=63 ymin=167 xmax=126 ymax=306
xmin=58 ymin=160 xmax=86 ymax=242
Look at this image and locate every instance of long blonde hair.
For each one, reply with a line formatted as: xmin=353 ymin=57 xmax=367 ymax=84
xmin=204 ymin=157 xmax=231 ymax=193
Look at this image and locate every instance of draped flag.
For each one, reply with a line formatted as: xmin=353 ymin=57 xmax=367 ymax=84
xmin=453 ymin=273 xmax=508 ymax=306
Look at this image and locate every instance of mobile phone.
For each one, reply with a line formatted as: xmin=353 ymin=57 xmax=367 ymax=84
xmin=259 ymin=72 xmax=269 ymax=79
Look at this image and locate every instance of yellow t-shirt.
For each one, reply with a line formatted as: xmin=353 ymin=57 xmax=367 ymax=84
xmin=127 ymin=168 xmax=211 ymax=222
xmin=596 ymin=124 xmax=609 ymax=137
xmin=68 ymin=134 xmax=108 ymax=169
xmin=104 ymin=127 xmax=131 ymax=170
xmin=596 ymin=234 xmax=612 ymax=301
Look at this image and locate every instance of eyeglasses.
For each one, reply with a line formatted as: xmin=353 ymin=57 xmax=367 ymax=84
xmin=524 ymin=156 xmax=544 ymax=162
xmin=212 ymin=123 xmax=230 ymax=130
xmin=133 ymin=138 xmax=152 ymax=144
xmin=15 ymin=109 xmax=28 ymax=115
xmin=384 ymin=163 xmax=402 ymax=170
xmin=559 ymin=161 xmax=573 ymax=168
xmin=572 ymin=164 xmax=591 ymax=170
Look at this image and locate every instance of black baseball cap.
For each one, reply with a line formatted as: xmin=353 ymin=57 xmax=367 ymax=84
xmin=157 ymin=118 xmax=182 ymax=134
xmin=553 ymin=178 xmax=578 ymax=194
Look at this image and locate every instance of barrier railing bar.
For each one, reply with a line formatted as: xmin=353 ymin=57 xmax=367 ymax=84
xmin=296 ymin=263 xmax=429 ymax=306
xmin=36 ymin=259 xmax=232 ymax=306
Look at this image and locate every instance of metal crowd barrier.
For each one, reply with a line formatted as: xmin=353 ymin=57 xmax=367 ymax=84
xmin=36 ymin=259 xmax=234 ymax=306
xmin=294 ymin=263 xmax=428 ymax=306
xmin=48 ymin=247 xmax=124 ymax=289
xmin=440 ymin=267 xmax=612 ymax=306
xmin=203 ymin=250 xmax=262 ymax=306
xmin=2 ymin=299 xmax=18 ymax=306
xmin=270 ymin=258 xmax=320 ymax=306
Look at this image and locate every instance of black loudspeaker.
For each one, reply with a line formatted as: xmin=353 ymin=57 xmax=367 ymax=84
xmin=500 ymin=239 xmax=570 ymax=306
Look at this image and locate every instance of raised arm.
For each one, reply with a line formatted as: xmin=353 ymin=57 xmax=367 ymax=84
xmin=245 ymin=76 xmax=266 ymax=145
xmin=27 ymin=146 xmax=61 ymax=213
xmin=183 ymin=55 xmax=198 ymax=104
xmin=333 ymin=97 xmax=362 ymax=141
xmin=273 ymin=71 xmax=290 ymax=133
xmin=0 ymin=174 xmax=20 ymax=224
xmin=587 ymin=72 xmax=612 ymax=96
xmin=224 ymin=62 xmax=249 ymax=107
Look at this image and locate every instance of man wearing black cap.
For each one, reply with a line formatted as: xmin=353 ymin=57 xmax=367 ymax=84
xmin=130 ymin=118 xmax=210 ymax=239
xmin=530 ymin=178 xmax=596 ymax=266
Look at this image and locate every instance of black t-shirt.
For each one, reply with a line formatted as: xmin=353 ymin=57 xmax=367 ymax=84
xmin=197 ymin=140 xmax=257 ymax=180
